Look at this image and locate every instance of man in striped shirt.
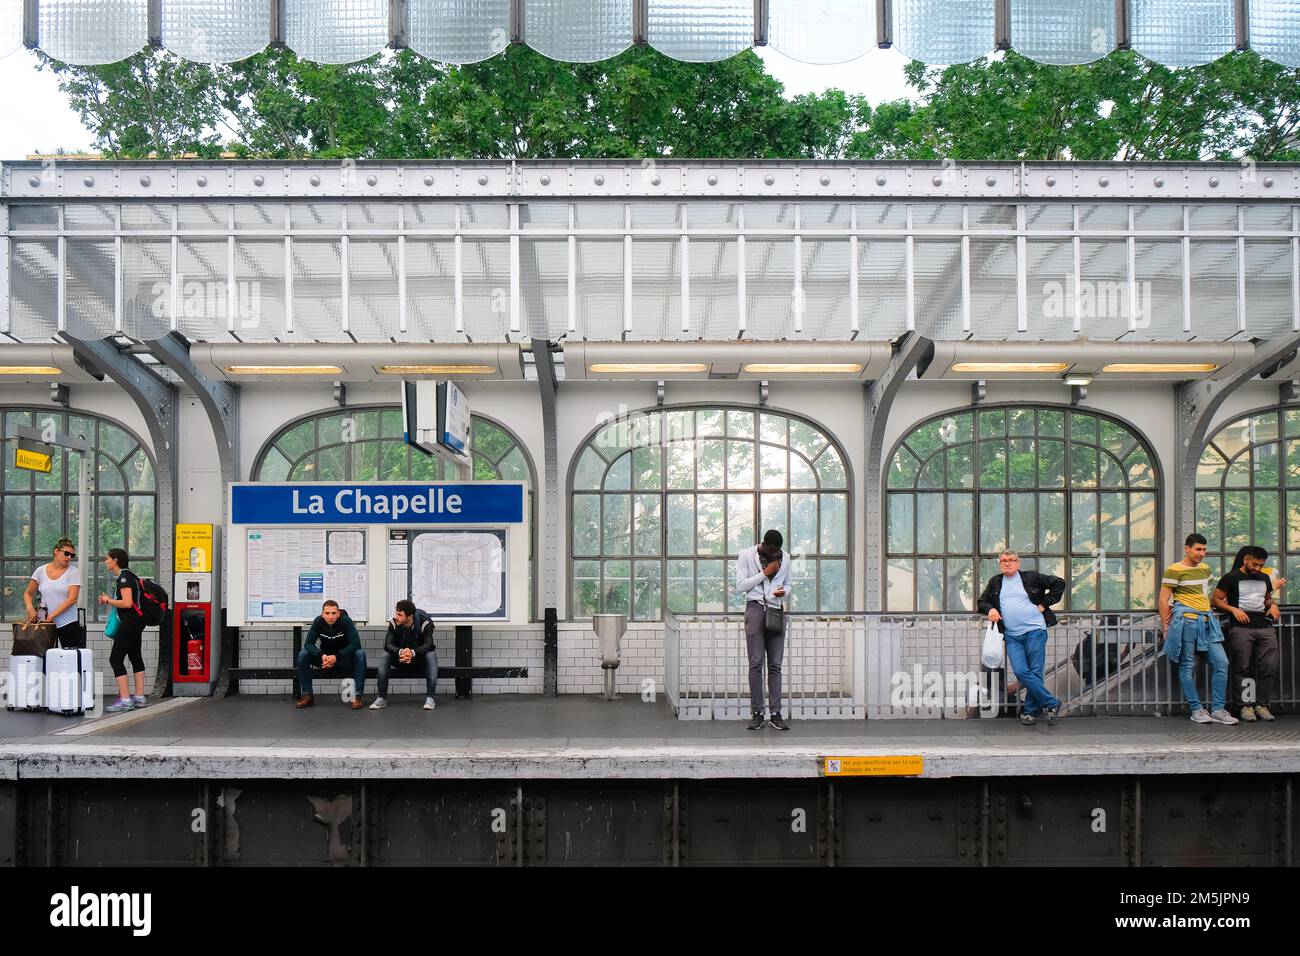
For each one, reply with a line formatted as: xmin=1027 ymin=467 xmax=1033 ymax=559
xmin=1160 ymin=533 xmax=1237 ymax=725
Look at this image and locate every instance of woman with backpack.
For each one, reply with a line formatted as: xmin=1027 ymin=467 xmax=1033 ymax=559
xmin=98 ymin=548 xmax=147 ymax=714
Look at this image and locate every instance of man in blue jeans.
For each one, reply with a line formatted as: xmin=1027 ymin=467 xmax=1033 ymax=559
xmin=295 ymin=600 xmax=366 ymax=709
xmin=977 ymin=549 xmax=1066 ymax=726
xmin=1161 ymin=532 xmax=1237 ymax=725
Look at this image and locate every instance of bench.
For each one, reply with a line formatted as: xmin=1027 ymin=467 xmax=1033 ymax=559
xmin=224 ymin=624 xmax=528 ymax=699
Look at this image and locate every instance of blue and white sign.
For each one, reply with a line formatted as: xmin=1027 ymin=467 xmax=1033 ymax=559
xmin=438 ymin=382 xmax=471 ymax=456
xmin=231 ymin=482 xmax=525 ymax=525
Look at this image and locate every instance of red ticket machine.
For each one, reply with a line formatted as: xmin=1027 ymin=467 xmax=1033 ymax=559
xmin=172 ymin=525 xmax=220 ymax=693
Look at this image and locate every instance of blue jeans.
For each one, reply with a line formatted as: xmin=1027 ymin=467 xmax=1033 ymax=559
xmin=296 ymin=648 xmax=367 ymax=696
xmin=1177 ymin=635 xmax=1228 ymax=713
xmin=1004 ymin=628 xmax=1060 ymax=716
xmin=377 ymin=649 xmax=439 ymax=697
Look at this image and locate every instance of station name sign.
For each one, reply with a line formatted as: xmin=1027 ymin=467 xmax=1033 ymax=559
xmin=231 ymin=482 xmax=525 ymax=525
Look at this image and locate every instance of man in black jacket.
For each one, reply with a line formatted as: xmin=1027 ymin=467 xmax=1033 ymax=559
xmin=295 ymin=600 xmax=366 ymax=710
xmin=369 ymin=599 xmax=438 ymax=711
xmin=977 ymin=550 xmax=1066 ymax=726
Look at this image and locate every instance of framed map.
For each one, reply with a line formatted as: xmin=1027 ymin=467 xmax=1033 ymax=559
xmin=387 ymin=528 xmax=507 ymax=620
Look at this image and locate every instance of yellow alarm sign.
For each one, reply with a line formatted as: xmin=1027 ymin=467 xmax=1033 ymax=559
xmin=175 ymin=524 xmax=214 ymax=573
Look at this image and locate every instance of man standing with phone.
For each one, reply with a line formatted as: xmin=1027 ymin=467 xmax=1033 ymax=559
xmin=735 ymin=529 xmax=790 ymax=731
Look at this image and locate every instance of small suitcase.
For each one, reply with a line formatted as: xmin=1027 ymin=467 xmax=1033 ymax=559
xmin=46 ymin=647 xmax=94 ymax=716
xmin=6 ymin=655 xmax=44 ymax=710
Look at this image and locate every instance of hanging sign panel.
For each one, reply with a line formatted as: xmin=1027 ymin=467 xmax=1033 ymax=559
xmin=231 ymin=483 xmax=522 ymax=525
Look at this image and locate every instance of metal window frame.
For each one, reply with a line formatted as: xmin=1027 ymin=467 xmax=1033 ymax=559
xmin=0 ymin=404 xmax=160 ymax=623
xmin=882 ymin=402 xmax=1164 ymax=613
xmin=566 ymin=402 xmax=854 ymax=622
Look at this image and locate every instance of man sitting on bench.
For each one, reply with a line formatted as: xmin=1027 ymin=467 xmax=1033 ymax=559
xmin=369 ymin=599 xmax=438 ymax=712
xmin=295 ymin=599 xmax=367 ymax=710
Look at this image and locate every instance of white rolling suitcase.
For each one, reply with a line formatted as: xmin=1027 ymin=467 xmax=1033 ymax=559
xmin=6 ymin=655 xmax=44 ymax=710
xmin=46 ymin=648 xmax=94 ymax=715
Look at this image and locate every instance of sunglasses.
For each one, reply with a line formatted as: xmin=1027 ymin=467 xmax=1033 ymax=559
xmin=59 ymin=549 xmax=76 ymax=559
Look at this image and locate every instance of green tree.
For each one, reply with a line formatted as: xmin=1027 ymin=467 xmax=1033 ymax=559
xmin=36 ymin=45 xmax=862 ymax=160
xmin=847 ymin=51 xmax=1300 ymax=162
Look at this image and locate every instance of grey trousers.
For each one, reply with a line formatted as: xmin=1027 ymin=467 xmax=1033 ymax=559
xmin=745 ymin=601 xmax=785 ymax=714
xmin=1228 ymin=624 xmax=1279 ymax=707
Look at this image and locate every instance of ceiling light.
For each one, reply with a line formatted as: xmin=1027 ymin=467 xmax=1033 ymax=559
xmin=742 ymin=363 xmax=864 ymax=374
xmin=0 ymin=367 xmax=61 ymax=376
xmin=589 ymin=363 xmax=710 ymax=373
xmin=1063 ymin=374 xmax=1093 ymax=386
xmin=1100 ymin=363 xmax=1219 ymax=374
xmin=377 ymin=365 xmax=497 ymax=375
xmin=950 ymin=362 xmax=1070 ymax=373
xmin=223 ymin=365 xmax=344 ymax=375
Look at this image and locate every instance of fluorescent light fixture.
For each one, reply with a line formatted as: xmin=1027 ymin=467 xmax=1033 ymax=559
xmin=1100 ymin=363 xmax=1220 ymax=374
xmin=950 ymin=362 xmax=1070 ymax=373
xmin=589 ymin=363 xmax=710 ymax=374
xmin=1063 ymin=374 xmax=1093 ymax=386
xmin=0 ymin=367 xmax=61 ymax=376
xmin=742 ymin=363 xmax=864 ymax=374
xmin=224 ymin=365 xmax=344 ymax=375
xmin=377 ymin=365 xmax=497 ymax=375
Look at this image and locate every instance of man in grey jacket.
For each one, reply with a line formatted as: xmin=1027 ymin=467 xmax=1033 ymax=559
xmin=735 ymin=529 xmax=790 ymax=731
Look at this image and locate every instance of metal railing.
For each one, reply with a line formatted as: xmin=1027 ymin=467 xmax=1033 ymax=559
xmin=663 ymin=612 xmax=861 ymax=719
xmin=663 ymin=609 xmax=1300 ymax=720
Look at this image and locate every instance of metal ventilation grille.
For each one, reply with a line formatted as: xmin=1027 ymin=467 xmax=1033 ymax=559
xmin=176 ymin=240 xmax=228 ymax=341
xmin=690 ymin=239 xmax=739 ymax=341
xmin=520 ymin=238 xmax=569 ymax=340
xmin=630 ymin=240 xmax=685 ymax=340
xmin=857 ymin=239 xmax=907 ymax=339
xmin=743 ymin=239 xmax=796 ymax=340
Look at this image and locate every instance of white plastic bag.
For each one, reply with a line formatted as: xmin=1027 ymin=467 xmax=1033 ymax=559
xmin=980 ymin=622 xmax=1003 ymax=671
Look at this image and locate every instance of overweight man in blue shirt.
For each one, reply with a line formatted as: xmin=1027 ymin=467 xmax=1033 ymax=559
xmin=977 ymin=549 xmax=1066 ymax=726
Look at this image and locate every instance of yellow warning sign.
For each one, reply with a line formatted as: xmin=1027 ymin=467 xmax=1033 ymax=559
xmin=175 ymin=524 xmax=214 ymax=572
xmin=820 ymin=755 xmax=924 ymax=777
xmin=14 ymin=447 xmax=52 ymax=473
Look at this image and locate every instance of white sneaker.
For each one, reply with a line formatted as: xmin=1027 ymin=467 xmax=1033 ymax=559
xmin=423 ymin=696 xmax=436 ymax=711
xmin=1210 ymin=708 xmax=1239 ymax=725
xmin=368 ymin=697 xmax=387 ymax=710
xmin=1189 ymin=708 xmax=1213 ymax=723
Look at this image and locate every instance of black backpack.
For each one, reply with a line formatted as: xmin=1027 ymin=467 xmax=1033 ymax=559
xmin=138 ymin=578 xmax=170 ymax=626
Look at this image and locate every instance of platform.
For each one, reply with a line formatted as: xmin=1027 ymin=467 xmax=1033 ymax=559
xmin=3 ymin=695 xmax=1298 ymax=781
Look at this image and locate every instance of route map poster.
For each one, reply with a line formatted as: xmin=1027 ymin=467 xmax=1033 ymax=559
xmin=387 ymin=528 xmax=507 ymax=620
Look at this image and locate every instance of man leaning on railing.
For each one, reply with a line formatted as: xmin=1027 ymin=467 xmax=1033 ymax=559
xmin=977 ymin=549 xmax=1066 ymax=727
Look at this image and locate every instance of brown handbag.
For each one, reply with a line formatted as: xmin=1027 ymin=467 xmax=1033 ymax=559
xmin=11 ymin=619 xmax=57 ymax=656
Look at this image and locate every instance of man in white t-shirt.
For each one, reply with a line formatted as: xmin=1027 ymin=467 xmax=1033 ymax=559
xmin=23 ymin=537 xmax=83 ymax=648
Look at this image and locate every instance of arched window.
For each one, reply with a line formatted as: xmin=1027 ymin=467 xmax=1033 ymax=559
xmin=253 ymin=406 xmax=532 ymax=485
xmin=1196 ymin=405 xmax=1299 ymax=602
xmin=570 ymin=406 xmax=851 ymax=621
xmin=1 ymin=407 xmax=158 ymax=622
xmin=885 ymin=406 xmax=1159 ymax=612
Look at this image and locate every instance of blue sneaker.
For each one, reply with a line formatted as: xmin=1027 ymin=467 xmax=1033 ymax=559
xmin=131 ymin=695 xmax=147 ymax=708
xmin=105 ymin=698 xmax=134 ymax=715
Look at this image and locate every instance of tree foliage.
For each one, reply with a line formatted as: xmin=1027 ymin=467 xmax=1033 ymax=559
xmin=34 ymin=45 xmax=1300 ymax=162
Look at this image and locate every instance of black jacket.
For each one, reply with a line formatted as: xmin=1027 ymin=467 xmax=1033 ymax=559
xmin=977 ymin=570 xmax=1066 ymax=633
xmin=384 ymin=608 xmax=436 ymax=657
xmin=304 ymin=611 xmax=361 ymax=667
